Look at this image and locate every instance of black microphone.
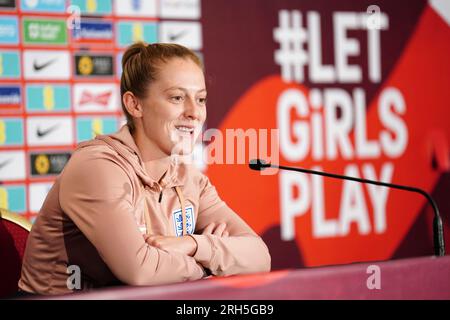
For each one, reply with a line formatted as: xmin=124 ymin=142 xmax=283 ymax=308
xmin=249 ymin=159 xmax=446 ymax=257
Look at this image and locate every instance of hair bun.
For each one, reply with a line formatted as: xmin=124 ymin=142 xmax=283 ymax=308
xmin=121 ymin=42 xmax=149 ymax=69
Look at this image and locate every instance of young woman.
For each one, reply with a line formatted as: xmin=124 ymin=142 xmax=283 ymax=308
xmin=19 ymin=42 xmax=271 ymax=295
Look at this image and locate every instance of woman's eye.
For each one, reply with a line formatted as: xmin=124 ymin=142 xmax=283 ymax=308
xmin=171 ymin=96 xmax=184 ymax=102
xmin=198 ymin=97 xmax=207 ymax=105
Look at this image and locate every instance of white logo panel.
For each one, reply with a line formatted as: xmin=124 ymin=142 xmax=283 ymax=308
xmin=74 ymin=83 xmax=119 ymax=112
xmin=159 ymin=21 xmax=202 ymax=50
xmin=23 ymin=50 xmax=70 ymax=80
xmin=27 ymin=116 xmax=73 ymax=146
xmin=29 ymin=182 xmax=53 ymax=212
xmin=114 ymin=0 xmax=157 ymax=17
xmin=0 ymin=151 xmax=26 ymax=181
xmin=160 ymin=0 xmax=201 ymax=19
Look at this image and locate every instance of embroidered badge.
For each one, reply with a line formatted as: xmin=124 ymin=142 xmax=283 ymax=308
xmin=172 ymin=205 xmax=195 ymax=237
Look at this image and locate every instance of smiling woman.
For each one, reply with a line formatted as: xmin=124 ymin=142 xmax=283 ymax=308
xmin=121 ymin=43 xmax=206 ymax=159
xmin=18 ymin=42 xmax=271 ymax=295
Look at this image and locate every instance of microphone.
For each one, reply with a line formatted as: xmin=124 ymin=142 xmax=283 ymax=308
xmin=249 ymin=159 xmax=446 ymax=257
xmin=248 ymin=158 xmax=271 ymax=171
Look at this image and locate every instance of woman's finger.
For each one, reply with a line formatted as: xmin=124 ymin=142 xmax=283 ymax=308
xmin=222 ymin=231 xmax=229 ymax=237
xmin=213 ymin=223 xmax=227 ymax=236
xmin=202 ymin=223 xmax=215 ymax=235
xmin=146 ymin=236 xmax=163 ymax=248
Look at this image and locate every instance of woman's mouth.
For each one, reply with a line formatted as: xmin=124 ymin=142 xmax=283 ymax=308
xmin=175 ymin=125 xmax=195 ymax=135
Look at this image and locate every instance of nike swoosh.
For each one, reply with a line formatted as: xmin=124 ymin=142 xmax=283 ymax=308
xmin=0 ymin=158 xmax=12 ymax=170
xmin=33 ymin=58 xmax=57 ymax=71
xmin=37 ymin=124 xmax=60 ymax=138
xmin=168 ymin=29 xmax=189 ymax=42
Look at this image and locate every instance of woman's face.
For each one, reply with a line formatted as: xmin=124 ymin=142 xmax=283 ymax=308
xmin=139 ymin=57 xmax=207 ymax=157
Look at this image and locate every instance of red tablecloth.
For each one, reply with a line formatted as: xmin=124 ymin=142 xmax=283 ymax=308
xmin=39 ymin=255 xmax=450 ymax=300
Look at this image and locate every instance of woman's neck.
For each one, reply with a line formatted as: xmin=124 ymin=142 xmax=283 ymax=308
xmin=132 ymin=128 xmax=172 ymax=182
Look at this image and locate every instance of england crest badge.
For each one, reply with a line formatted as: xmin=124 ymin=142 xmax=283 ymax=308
xmin=172 ymin=205 xmax=195 ymax=237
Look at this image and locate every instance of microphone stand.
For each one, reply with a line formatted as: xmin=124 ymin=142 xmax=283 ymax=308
xmin=249 ymin=159 xmax=446 ymax=257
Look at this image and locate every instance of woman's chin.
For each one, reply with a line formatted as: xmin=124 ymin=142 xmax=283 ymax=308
xmin=169 ymin=143 xmax=194 ymax=157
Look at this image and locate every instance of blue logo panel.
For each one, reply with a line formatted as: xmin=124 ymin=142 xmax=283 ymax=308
xmin=73 ymin=20 xmax=114 ymax=41
xmin=0 ymin=86 xmax=21 ymax=107
xmin=0 ymin=118 xmax=24 ymax=146
xmin=76 ymin=116 xmax=118 ymax=142
xmin=0 ymin=17 xmax=19 ymax=44
xmin=26 ymin=85 xmax=71 ymax=112
xmin=117 ymin=21 xmax=158 ymax=47
xmin=70 ymin=0 xmax=112 ymax=15
xmin=0 ymin=51 xmax=20 ymax=78
xmin=0 ymin=185 xmax=26 ymax=213
xmin=21 ymin=0 xmax=66 ymax=12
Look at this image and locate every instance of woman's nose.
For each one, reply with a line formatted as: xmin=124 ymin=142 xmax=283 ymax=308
xmin=184 ymin=97 xmax=202 ymax=120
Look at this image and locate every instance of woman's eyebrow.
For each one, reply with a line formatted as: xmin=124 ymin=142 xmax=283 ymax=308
xmin=163 ymin=86 xmax=183 ymax=92
xmin=164 ymin=86 xmax=207 ymax=93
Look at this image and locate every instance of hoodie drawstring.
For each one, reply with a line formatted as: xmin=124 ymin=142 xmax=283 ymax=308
xmin=174 ymin=186 xmax=187 ymax=236
xmin=143 ymin=198 xmax=151 ymax=236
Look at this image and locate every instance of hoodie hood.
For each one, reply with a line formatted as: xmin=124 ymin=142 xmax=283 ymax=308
xmin=74 ymin=125 xmax=181 ymax=190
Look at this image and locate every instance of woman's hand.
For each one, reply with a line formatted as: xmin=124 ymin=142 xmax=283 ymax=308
xmin=202 ymin=222 xmax=229 ymax=237
xmin=143 ymin=223 xmax=229 ymax=256
xmin=144 ymin=235 xmax=197 ymax=256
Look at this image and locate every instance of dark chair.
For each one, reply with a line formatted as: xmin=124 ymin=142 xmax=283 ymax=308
xmin=0 ymin=208 xmax=32 ymax=298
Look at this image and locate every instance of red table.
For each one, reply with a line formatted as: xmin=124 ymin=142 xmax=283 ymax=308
xmin=41 ymin=255 xmax=450 ymax=300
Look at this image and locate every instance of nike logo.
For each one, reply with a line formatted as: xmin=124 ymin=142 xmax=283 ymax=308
xmin=33 ymin=58 xmax=57 ymax=71
xmin=0 ymin=158 xmax=12 ymax=170
xmin=168 ymin=29 xmax=189 ymax=42
xmin=37 ymin=124 xmax=60 ymax=138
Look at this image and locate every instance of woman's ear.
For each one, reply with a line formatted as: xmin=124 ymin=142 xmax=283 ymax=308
xmin=123 ymin=91 xmax=143 ymax=119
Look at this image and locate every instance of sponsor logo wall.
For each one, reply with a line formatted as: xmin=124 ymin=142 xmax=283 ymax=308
xmin=0 ymin=0 xmax=203 ymax=222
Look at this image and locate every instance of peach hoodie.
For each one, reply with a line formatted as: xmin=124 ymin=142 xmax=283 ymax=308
xmin=19 ymin=125 xmax=271 ymax=295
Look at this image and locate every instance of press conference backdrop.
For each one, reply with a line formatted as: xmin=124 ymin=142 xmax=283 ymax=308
xmin=0 ymin=0 xmax=449 ymax=269
xmin=0 ymin=0 xmax=202 ymax=219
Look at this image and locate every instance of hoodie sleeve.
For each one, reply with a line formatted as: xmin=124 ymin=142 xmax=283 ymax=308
xmin=189 ymin=174 xmax=271 ymax=276
xmin=59 ymin=149 xmax=205 ymax=286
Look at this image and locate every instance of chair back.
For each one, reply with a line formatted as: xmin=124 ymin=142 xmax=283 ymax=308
xmin=0 ymin=208 xmax=32 ymax=298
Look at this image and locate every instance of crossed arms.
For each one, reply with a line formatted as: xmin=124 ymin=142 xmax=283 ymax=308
xmin=59 ymin=153 xmax=271 ymax=286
